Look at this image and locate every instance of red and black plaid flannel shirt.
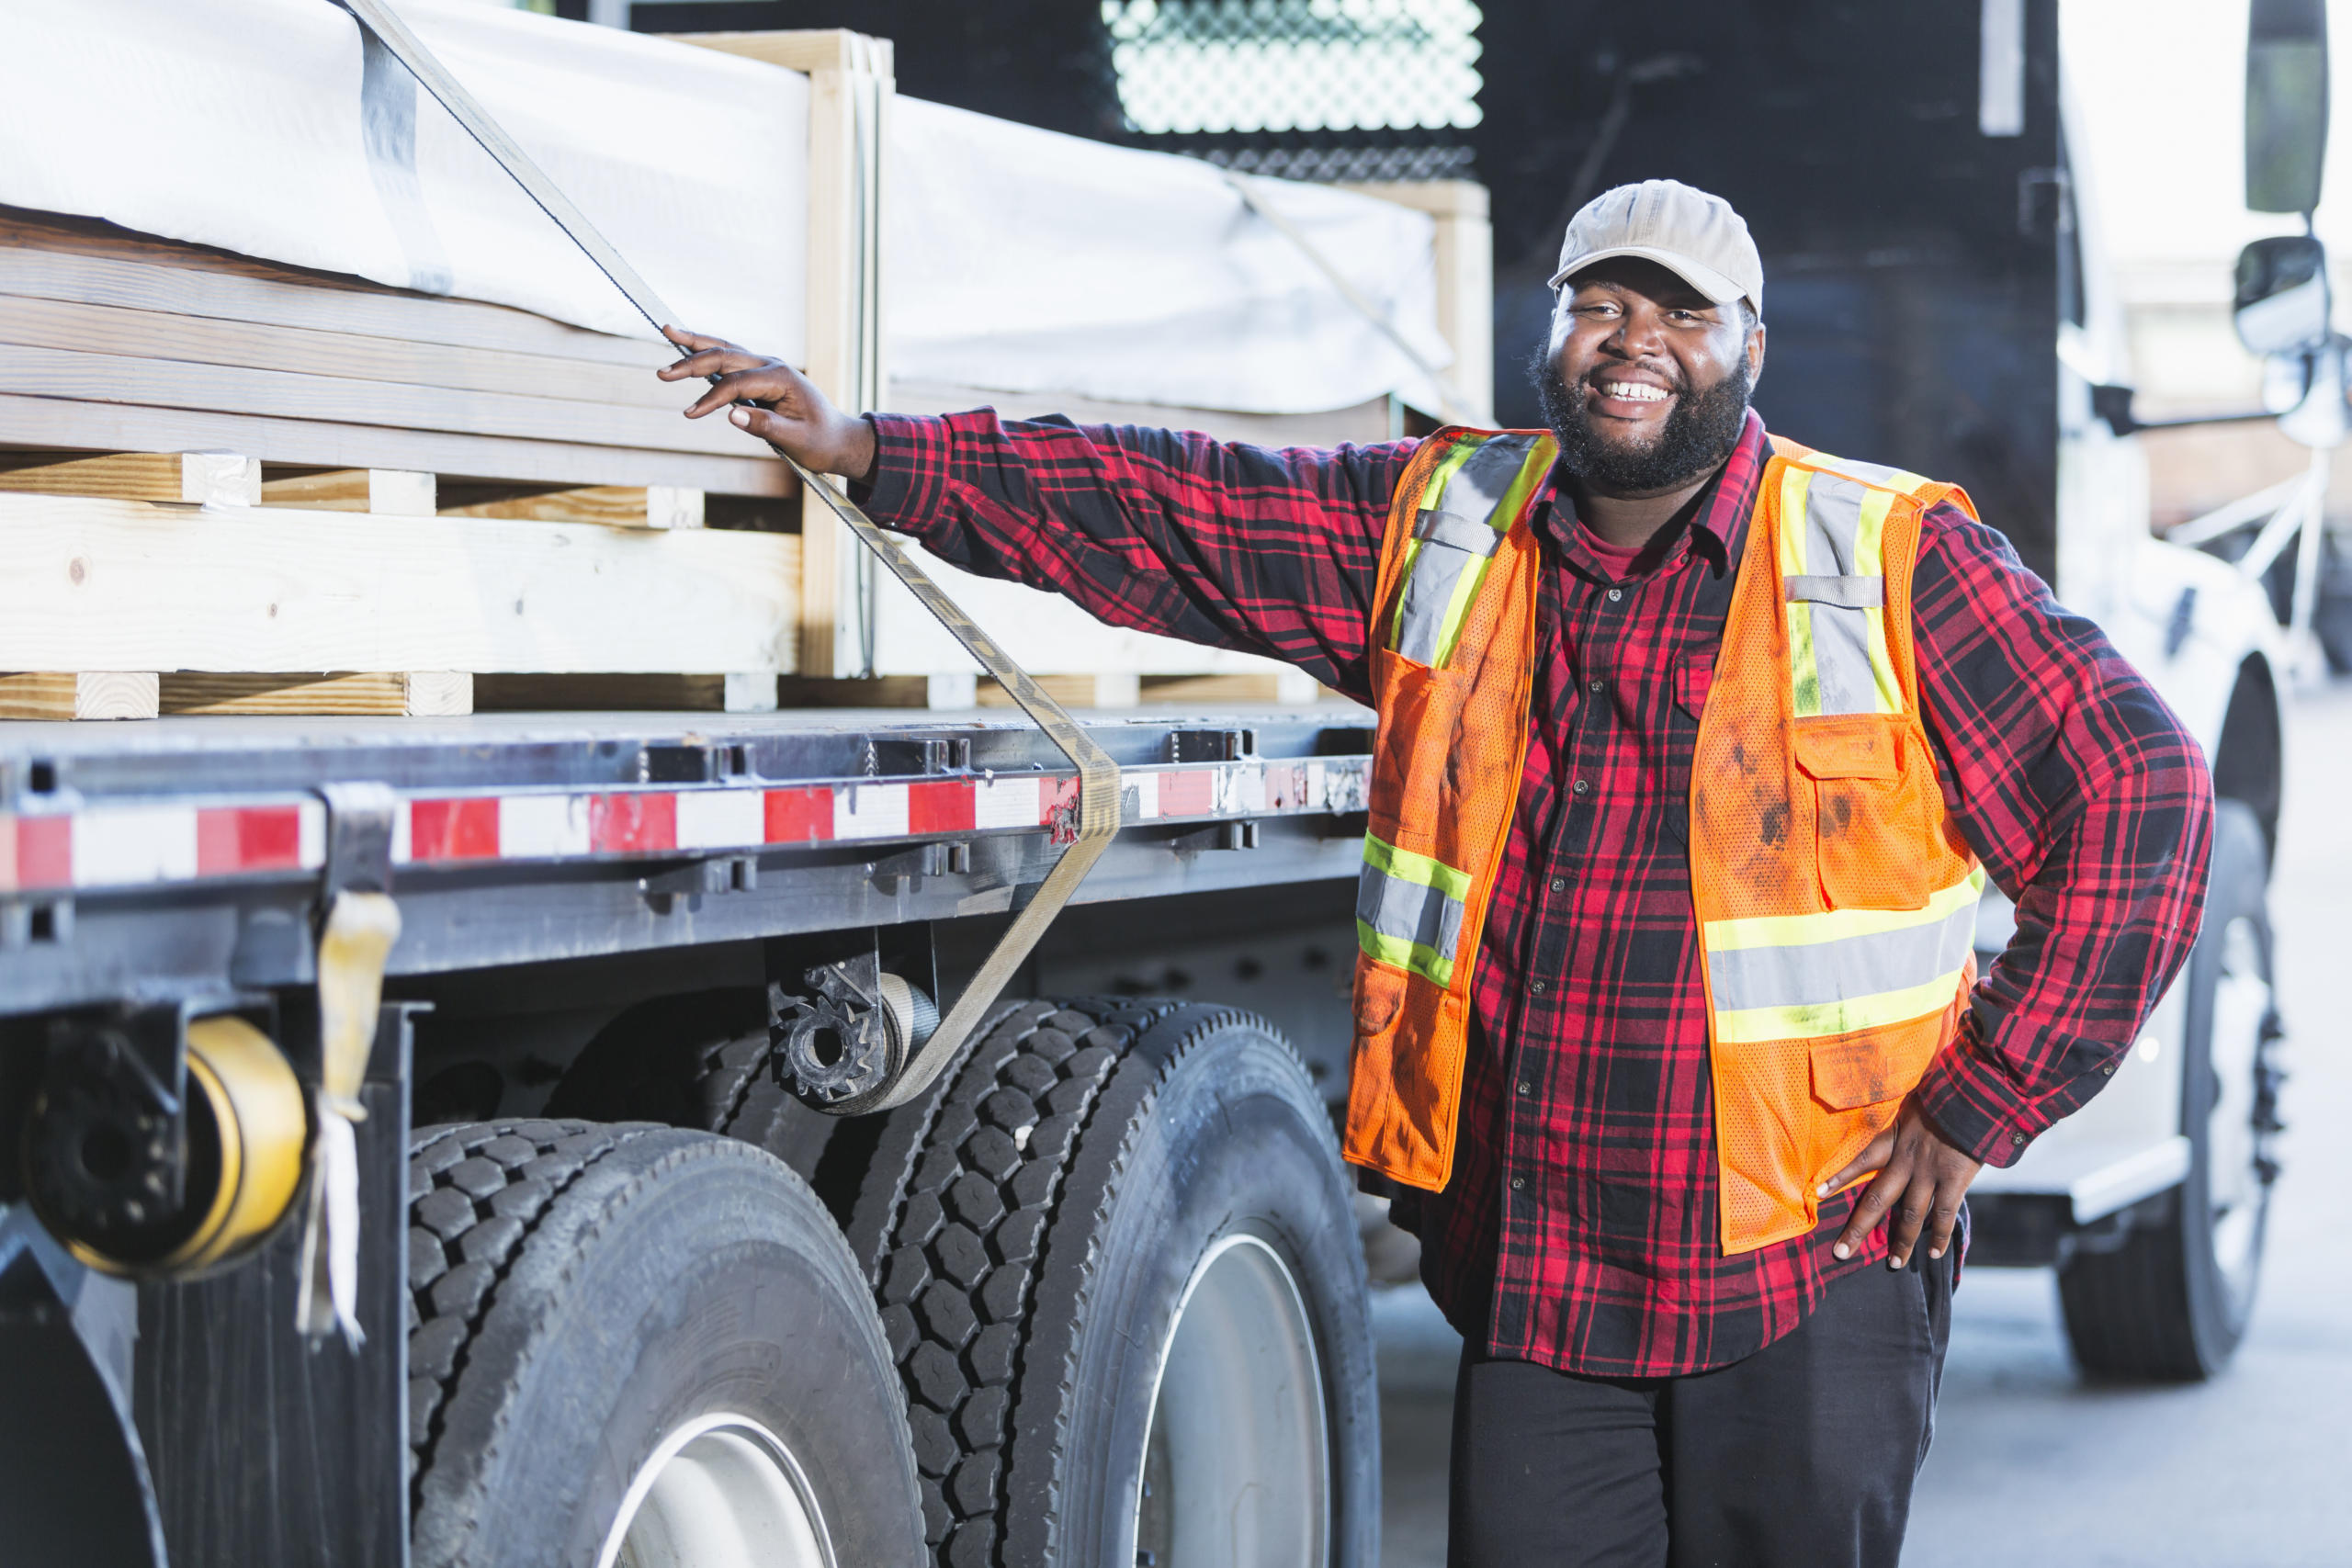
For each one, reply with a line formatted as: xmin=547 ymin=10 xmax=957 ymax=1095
xmin=857 ymin=406 xmax=2213 ymax=1378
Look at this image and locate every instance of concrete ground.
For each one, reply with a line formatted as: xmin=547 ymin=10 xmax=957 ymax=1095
xmin=1374 ymin=685 xmax=2352 ymax=1567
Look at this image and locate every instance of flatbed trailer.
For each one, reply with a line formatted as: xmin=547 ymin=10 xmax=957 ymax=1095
xmin=1 ymin=704 xmax=1382 ymax=1566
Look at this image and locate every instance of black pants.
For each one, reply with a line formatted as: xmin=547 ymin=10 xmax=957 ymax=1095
xmin=1448 ymin=1248 xmax=1953 ymax=1568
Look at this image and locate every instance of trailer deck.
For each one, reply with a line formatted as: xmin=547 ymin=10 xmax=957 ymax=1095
xmin=0 ymin=704 xmax=1373 ymax=1014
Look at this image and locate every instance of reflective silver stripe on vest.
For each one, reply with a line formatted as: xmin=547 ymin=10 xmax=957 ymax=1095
xmin=1357 ymin=859 xmax=1467 ymax=967
xmin=1784 ymin=574 xmax=1884 ymax=608
xmin=1796 ymin=474 xmax=1883 ymax=716
xmin=1395 ymin=434 xmax=1539 ymax=665
xmin=1800 ymin=450 xmax=1927 ymax=496
xmin=1705 ymin=885 xmax=1979 ymax=1015
xmin=1415 ymin=508 xmax=1507 ymax=556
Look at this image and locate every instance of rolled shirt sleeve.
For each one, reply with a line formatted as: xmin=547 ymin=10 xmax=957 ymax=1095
xmin=852 ymin=409 xmax=1408 ymax=703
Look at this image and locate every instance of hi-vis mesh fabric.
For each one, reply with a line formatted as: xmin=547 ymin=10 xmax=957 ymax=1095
xmin=1345 ymin=427 xmax=1555 ymax=1189
xmin=1691 ymin=437 xmax=1984 ymax=1252
xmin=1342 ymin=426 xmax=1985 ymax=1254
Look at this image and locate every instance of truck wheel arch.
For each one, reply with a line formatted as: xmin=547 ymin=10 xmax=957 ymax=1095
xmin=2211 ymin=655 xmax=2283 ymax=863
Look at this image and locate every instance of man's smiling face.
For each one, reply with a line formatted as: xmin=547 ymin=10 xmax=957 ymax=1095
xmin=1535 ymin=255 xmax=1766 ymax=498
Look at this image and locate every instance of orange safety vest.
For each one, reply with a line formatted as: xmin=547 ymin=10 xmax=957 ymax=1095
xmin=1341 ymin=426 xmax=1986 ymax=1254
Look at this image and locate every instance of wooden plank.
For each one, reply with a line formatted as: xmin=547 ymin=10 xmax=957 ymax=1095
xmin=664 ymin=30 xmax=893 ymax=76
xmin=0 ymin=294 xmax=680 ymax=410
xmin=680 ymin=30 xmax=891 ymax=677
xmin=0 ymin=394 xmax=793 ymax=498
xmin=1340 ymin=179 xmax=1495 ymax=425
xmin=0 ymin=449 xmax=259 ymax=505
xmin=1136 ymin=672 xmax=1328 ymax=705
xmin=0 ymin=671 xmax=159 ymax=720
xmin=438 ymin=482 xmax=704 ymax=530
xmin=475 ymin=673 xmax=734 ymax=711
xmin=260 ymin=468 xmax=436 ymax=515
xmin=157 ymin=671 xmax=470 ymax=716
xmin=0 ymin=342 xmax=763 ymax=457
xmin=774 ymin=674 xmax=978 ymax=709
xmin=977 ymin=673 xmax=1141 ymax=709
xmin=0 ymin=491 xmax=802 ymax=674
xmin=0 ymin=208 xmax=662 ymax=367
xmin=887 ymin=381 xmax=1399 ymax=448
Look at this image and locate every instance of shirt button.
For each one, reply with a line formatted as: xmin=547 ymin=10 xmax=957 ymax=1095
xmin=1572 ymin=779 xmax=1589 ymax=795
xmin=1589 ymin=678 xmax=1605 ymax=692
xmin=1517 ymin=1080 xmax=1532 ymax=1095
xmin=2011 ymin=1133 xmax=2027 ymax=1147
xmin=1510 ymin=1175 xmax=1526 ymax=1190
xmin=1549 ymin=876 xmax=1566 ymax=892
xmin=1531 ymin=979 xmax=1548 ymax=994
xmin=1607 ymin=587 xmax=1623 ymax=603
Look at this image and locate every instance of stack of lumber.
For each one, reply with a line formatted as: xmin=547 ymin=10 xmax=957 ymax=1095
xmin=0 ymin=13 xmax=1476 ymax=721
xmin=0 ymin=23 xmax=893 ymax=722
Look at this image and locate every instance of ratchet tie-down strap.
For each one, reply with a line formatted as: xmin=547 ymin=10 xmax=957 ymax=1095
xmin=326 ymin=0 xmax=1120 ymax=1114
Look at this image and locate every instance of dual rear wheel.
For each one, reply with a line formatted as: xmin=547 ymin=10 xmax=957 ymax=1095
xmin=405 ymin=1001 xmax=1375 ymax=1566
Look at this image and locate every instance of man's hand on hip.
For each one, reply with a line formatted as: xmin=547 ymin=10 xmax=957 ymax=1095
xmin=658 ymin=325 xmax=879 ymax=482
xmin=1823 ymin=1105 xmax=1984 ymax=1269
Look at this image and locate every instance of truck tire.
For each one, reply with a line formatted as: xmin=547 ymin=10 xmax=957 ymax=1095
xmin=839 ymin=999 xmax=1378 ymax=1568
xmin=543 ymin=988 xmax=845 ymax=1199
xmin=406 ymin=1119 xmax=924 ymax=1568
xmin=2057 ymin=801 xmax=2282 ymax=1380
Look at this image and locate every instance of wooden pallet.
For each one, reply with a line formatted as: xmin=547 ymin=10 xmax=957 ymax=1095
xmin=0 ymin=447 xmax=799 ymax=719
xmin=0 ymin=28 xmax=894 ymax=719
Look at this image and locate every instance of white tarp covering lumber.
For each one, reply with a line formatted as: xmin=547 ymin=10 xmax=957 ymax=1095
xmin=888 ymin=98 xmax=1453 ymax=415
xmin=0 ymin=0 xmax=808 ymax=358
xmin=0 ymin=0 xmax=1448 ymax=417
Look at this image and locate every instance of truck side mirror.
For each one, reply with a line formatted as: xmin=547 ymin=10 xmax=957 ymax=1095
xmin=2247 ymin=0 xmax=2329 ymax=214
xmin=2234 ymin=234 xmax=2332 ymax=355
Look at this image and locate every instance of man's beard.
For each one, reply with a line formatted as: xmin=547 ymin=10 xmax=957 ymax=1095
xmin=1532 ymin=350 xmax=1753 ymax=495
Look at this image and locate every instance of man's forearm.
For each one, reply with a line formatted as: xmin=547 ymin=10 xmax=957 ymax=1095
xmin=854 ymin=409 xmax=1409 ymax=702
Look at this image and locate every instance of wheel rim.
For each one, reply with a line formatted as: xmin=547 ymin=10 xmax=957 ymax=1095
xmin=597 ymin=1413 xmax=835 ymax=1568
xmin=2203 ymin=915 xmax=2274 ymax=1308
xmin=1132 ymin=1233 xmax=1330 ymax=1568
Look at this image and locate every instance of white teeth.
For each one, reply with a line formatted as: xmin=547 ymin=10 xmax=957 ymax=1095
xmin=1600 ymin=382 xmax=1669 ymax=402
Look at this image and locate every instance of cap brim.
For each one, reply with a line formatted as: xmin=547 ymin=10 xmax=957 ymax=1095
xmin=1548 ymin=244 xmax=1751 ymax=310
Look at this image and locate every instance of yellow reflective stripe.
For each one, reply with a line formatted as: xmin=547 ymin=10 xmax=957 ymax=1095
xmin=1854 ymin=487 xmax=1904 ymax=714
xmin=1427 ymin=444 xmax=1551 ymax=667
xmin=1387 ymin=438 xmax=1483 ymax=652
xmin=1358 ymin=834 xmax=1473 ymax=987
xmin=1798 ymin=451 xmax=1932 ymax=497
xmin=1777 ymin=464 xmax=1813 ymax=577
xmin=1355 ymin=920 xmax=1455 ymax=988
xmin=1711 ymin=965 xmax=1968 ymax=1044
xmin=1703 ymin=866 xmax=1985 ymax=952
xmin=1780 ymin=465 xmax=1823 ymax=718
xmin=1362 ymin=833 xmax=1475 ymax=899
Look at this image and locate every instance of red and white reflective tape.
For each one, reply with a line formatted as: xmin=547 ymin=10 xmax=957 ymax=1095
xmin=0 ymin=758 xmax=1370 ymax=894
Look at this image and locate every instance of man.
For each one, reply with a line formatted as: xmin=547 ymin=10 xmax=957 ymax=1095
xmin=661 ymin=179 xmax=2212 ymax=1566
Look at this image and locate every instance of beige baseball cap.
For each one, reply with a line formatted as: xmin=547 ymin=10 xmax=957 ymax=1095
xmin=1549 ymin=179 xmax=1764 ymax=318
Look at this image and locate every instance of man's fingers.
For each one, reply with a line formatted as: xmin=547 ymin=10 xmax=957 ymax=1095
xmin=661 ymin=324 xmax=731 ymax=354
xmin=1833 ymin=1156 xmax=1908 ymax=1260
xmin=682 ymin=367 xmax=797 ymax=420
xmin=1925 ymin=1182 xmax=1964 ymax=1260
xmin=662 ymin=347 xmax=771 ymax=387
xmin=729 ymin=403 xmax=807 ymax=454
xmin=1888 ymin=1185 xmax=1931 ymax=1269
xmin=1818 ymin=1132 xmax=1895 ymax=1199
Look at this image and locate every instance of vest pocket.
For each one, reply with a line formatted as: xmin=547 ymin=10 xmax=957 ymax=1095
xmin=1792 ymin=715 xmax=1937 ymax=910
xmin=1372 ymin=653 xmax=1476 ymax=836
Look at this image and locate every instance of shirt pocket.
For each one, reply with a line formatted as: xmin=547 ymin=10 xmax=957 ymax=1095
xmin=1663 ymin=651 xmax=1713 ymax=846
xmin=1792 ymin=715 xmax=1938 ymax=910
